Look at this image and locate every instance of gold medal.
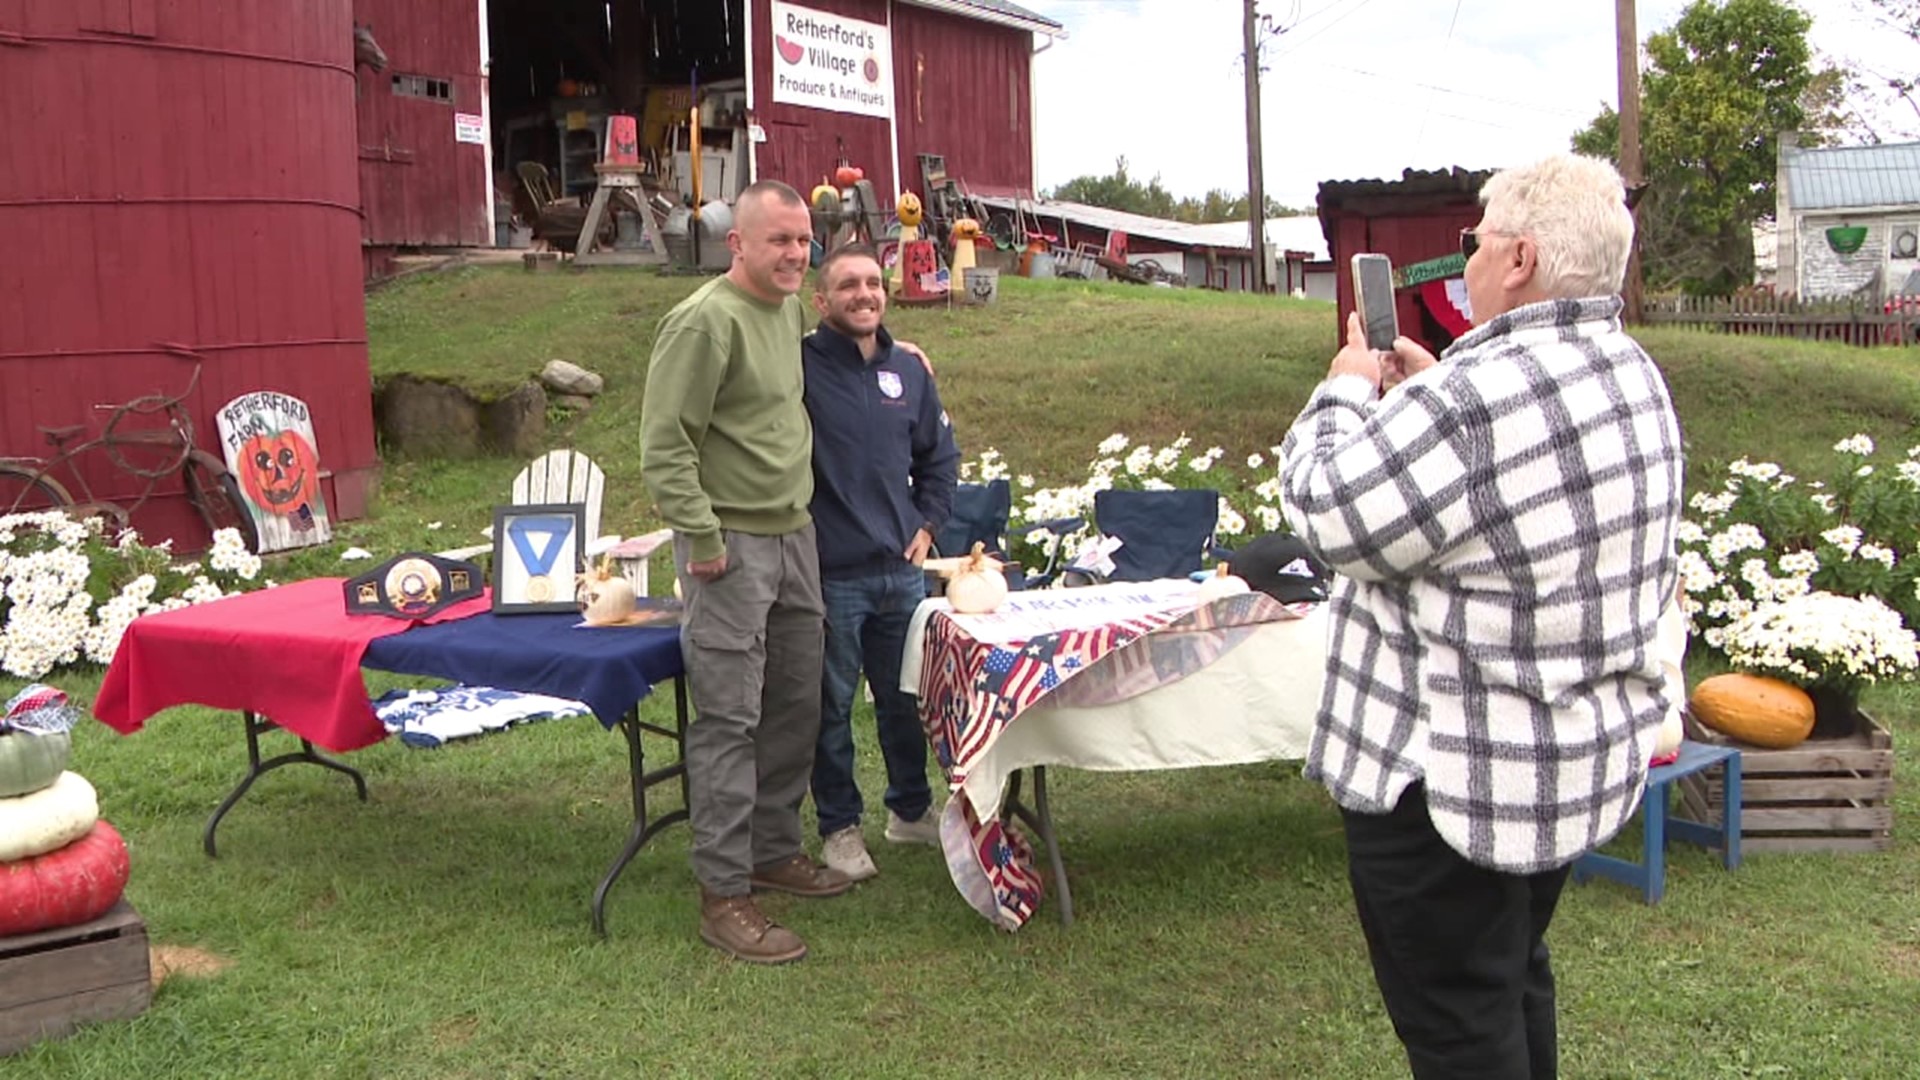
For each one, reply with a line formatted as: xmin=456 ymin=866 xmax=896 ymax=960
xmin=525 ymin=574 xmax=552 ymax=602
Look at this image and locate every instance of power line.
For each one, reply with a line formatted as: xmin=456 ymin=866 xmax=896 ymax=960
xmin=1299 ymin=63 xmax=1593 ymax=118
xmin=1266 ymin=0 xmax=1383 ymax=62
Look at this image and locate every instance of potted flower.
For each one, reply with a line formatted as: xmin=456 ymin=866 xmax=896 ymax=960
xmin=1719 ymin=591 xmax=1919 ymax=738
xmin=1679 ymin=434 xmax=1920 ymax=653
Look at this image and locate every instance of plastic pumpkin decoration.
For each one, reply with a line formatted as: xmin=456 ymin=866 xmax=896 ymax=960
xmin=239 ymin=429 xmax=320 ymax=513
xmin=950 ymin=217 xmax=982 ymax=241
xmin=811 ymin=183 xmax=841 ymax=213
xmin=834 ymin=164 xmax=865 ymax=189
xmin=897 ymin=192 xmax=923 ymax=228
xmin=557 ymin=78 xmax=580 ymax=97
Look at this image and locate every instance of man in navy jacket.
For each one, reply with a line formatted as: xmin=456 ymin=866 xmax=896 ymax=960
xmin=803 ymin=243 xmax=961 ymax=881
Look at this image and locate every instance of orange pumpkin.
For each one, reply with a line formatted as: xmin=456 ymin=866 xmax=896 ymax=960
xmin=834 ymin=164 xmax=864 ymax=188
xmin=239 ymin=429 xmax=320 ymax=514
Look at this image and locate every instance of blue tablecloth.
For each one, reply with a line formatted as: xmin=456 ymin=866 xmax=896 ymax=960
xmin=361 ymin=612 xmax=684 ymax=729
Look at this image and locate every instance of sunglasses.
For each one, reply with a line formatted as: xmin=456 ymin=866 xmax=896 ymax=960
xmin=1460 ymin=228 xmax=1492 ymax=261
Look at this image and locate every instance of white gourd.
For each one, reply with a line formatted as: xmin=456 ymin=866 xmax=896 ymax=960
xmin=948 ymin=543 xmax=1009 ymax=614
xmin=579 ymin=556 xmax=638 ymax=624
xmin=1196 ymin=563 xmax=1251 ymax=603
xmin=0 ymin=770 xmax=99 ymax=862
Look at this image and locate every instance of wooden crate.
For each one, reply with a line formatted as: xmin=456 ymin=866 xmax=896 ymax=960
xmin=1678 ymin=711 xmax=1895 ymax=853
xmin=0 ymin=901 xmax=152 ymax=1056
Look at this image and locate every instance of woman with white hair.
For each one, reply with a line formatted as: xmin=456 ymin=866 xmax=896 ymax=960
xmin=1277 ymin=153 xmax=1684 ymax=1079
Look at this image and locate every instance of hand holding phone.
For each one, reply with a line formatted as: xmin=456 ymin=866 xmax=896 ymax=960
xmin=1351 ymin=253 xmax=1398 ymax=352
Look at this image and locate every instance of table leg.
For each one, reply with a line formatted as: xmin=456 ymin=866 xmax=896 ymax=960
xmin=203 ymin=711 xmax=368 ymax=858
xmin=1002 ymin=766 xmax=1075 ymax=927
xmin=591 ymin=677 xmax=691 ymax=937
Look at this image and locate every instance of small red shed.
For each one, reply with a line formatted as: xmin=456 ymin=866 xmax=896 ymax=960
xmin=0 ymin=0 xmax=378 ymax=551
xmin=1316 ymin=167 xmax=1495 ymax=354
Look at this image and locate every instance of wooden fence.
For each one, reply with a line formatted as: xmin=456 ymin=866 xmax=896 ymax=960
xmin=1642 ymin=293 xmax=1920 ymax=348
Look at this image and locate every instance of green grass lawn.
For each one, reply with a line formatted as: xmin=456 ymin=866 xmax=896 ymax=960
xmin=8 ymin=269 xmax=1920 ymax=1078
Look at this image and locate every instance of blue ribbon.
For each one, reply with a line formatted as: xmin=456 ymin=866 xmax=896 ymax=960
xmin=506 ymin=515 xmax=571 ymax=580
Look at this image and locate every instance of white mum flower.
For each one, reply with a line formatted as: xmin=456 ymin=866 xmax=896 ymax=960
xmin=1834 ymin=434 xmax=1875 ymax=456
xmin=1822 ymin=525 xmax=1863 ymax=555
xmin=1246 ymin=453 xmax=1265 ymax=469
xmin=1217 ymin=501 xmax=1246 ymax=536
xmin=1097 ymin=433 xmax=1130 ymax=455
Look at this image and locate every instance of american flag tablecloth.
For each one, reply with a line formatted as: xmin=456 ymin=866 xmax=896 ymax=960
xmin=915 ymin=582 xmax=1303 ymax=930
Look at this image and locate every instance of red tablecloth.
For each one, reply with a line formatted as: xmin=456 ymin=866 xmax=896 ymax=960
xmin=94 ymin=577 xmax=491 ymax=752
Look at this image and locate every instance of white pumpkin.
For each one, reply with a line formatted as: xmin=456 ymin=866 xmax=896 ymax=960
xmin=578 ymin=557 xmax=638 ymax=625
xmin=948 ymin=542 xmax=1009 ymax=614
xmin=1196 ymin=563 xmax=1250 ymax=603
xmin=0 ymin=770 xmax=99 ymax=862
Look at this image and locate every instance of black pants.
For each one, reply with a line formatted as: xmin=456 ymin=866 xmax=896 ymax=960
xmin=1341 ymin=783 xmax=1571 ymax=1080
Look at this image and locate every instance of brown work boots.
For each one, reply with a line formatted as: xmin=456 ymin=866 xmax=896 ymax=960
xmin=699 ymin=857 xmax=852 ymax=964
xmin=699 ymin=889 xmax=807 ymax=964
xmin=749 ymin=854 xmax=854 ymax=898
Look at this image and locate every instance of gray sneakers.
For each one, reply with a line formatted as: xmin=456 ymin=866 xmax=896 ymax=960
xmin=822 ymin=825 xmax=879 ymax=882
xmin=884 ymin=808 xmax=942 ymax=845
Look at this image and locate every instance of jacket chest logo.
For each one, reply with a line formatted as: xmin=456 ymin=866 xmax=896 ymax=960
xmin=875 ymin=371 xmax=904 ymax=399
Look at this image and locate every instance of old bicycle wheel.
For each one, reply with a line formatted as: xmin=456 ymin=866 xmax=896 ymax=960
xmin=0 ymin=465 xmax=75 ymax=516
xmin=182 ymin=450 xmax=259 ymax=553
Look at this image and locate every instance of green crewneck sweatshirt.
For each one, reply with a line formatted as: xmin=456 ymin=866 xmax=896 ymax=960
xmin=640 ymin=275 xmax=813 ymax=562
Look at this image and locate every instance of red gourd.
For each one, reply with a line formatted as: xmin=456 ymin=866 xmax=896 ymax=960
xmin=0 ymin=820 xmax=131 ymax=937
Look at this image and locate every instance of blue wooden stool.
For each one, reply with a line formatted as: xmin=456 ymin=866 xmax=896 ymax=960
xmin=1572 ymin=740 xmax=1742 ymax=904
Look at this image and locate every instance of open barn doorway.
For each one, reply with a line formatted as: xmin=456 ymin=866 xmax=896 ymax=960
xmin=488 ymin=0 xmax=750 ymax=248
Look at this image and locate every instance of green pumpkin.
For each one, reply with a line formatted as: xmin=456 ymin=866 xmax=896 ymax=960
xmin=0 ymin=731 xmax=71 ymax=798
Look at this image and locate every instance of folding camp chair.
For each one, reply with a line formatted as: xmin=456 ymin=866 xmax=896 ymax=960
xmin=1081 ymin=488 xmax=1222 ymax=583
xmin=931 ymin=479 xmax=1079 ymax=592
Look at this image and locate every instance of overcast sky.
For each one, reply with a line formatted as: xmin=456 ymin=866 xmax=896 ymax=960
xmin=1019 ymin=0 xmax=1916 ymax=208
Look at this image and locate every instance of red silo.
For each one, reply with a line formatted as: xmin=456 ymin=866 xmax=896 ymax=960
xmin=0 ymin=0 xmax=377 ymax=551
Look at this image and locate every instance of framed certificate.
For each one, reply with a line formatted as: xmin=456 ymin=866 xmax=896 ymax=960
xmin=491 ymin=503 xmax=586 ymax=614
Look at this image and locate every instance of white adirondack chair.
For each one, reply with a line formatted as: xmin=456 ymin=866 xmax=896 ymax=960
xmin=438 ymin=449 xmax=614 ymax=563
xmin=511 ymin=449 xmax=607 ymax=546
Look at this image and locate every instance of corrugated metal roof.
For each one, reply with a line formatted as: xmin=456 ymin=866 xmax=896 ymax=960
xmin=898 ymin=0 xmax=1064 ymax=33
xmin=1783 ymin=141 xmax=1920 ymax=211
xmin=975 ymin=196 xmax=1330 ymax=259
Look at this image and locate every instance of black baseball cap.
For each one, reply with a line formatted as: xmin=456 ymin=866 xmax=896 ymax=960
xmin=1229 ymin=533 xmax=1332 ymax=604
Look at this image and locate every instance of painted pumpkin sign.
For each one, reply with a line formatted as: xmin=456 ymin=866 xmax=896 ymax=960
xmin=216 ymin=391 xmax=333 ymax=552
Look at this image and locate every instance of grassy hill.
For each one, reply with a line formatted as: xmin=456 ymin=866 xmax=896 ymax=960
xmin=362 ymin=267 xmax=1920 ymax=553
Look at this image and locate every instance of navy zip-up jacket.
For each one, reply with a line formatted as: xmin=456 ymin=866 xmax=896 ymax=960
xmin=803 ymin=320 xmax=961 ymax=580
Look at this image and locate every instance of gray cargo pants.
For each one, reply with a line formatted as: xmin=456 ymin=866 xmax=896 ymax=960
xmin=674 ymin=526 xmax=826 ymax=895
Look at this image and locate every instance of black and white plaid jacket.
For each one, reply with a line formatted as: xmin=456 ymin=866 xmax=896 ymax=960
xmin=1279 ymin=297 xmax=1684 ymax=873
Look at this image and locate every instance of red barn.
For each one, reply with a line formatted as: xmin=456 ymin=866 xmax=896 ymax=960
xmin=352 ymin=0 xmax=1063 ymax=274
xmin=1 ymin=0 xmax=379 ymax=550
xmin=1316 ymin=167 xmax=1495 ymax=354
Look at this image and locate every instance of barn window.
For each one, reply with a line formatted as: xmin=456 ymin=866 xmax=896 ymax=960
xmin=391 ymin=74 xmax=455 ymax=104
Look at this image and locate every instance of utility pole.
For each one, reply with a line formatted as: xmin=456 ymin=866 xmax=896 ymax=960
xmin=1616 ymin=0 xmax=1644 ymax=322
xmin=1243 ymin=0 xmax=1269 ymax=295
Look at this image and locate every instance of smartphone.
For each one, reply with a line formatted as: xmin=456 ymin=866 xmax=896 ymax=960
xmin=1351 ymin=253 xmax=1398 ymax=352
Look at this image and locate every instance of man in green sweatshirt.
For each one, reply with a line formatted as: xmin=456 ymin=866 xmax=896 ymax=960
xmin=640 ymin=180 xmax=852 ymax=964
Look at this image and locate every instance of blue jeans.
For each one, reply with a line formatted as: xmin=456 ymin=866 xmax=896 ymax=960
xmin=811 ymin=563 xmax=933 ymax=837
